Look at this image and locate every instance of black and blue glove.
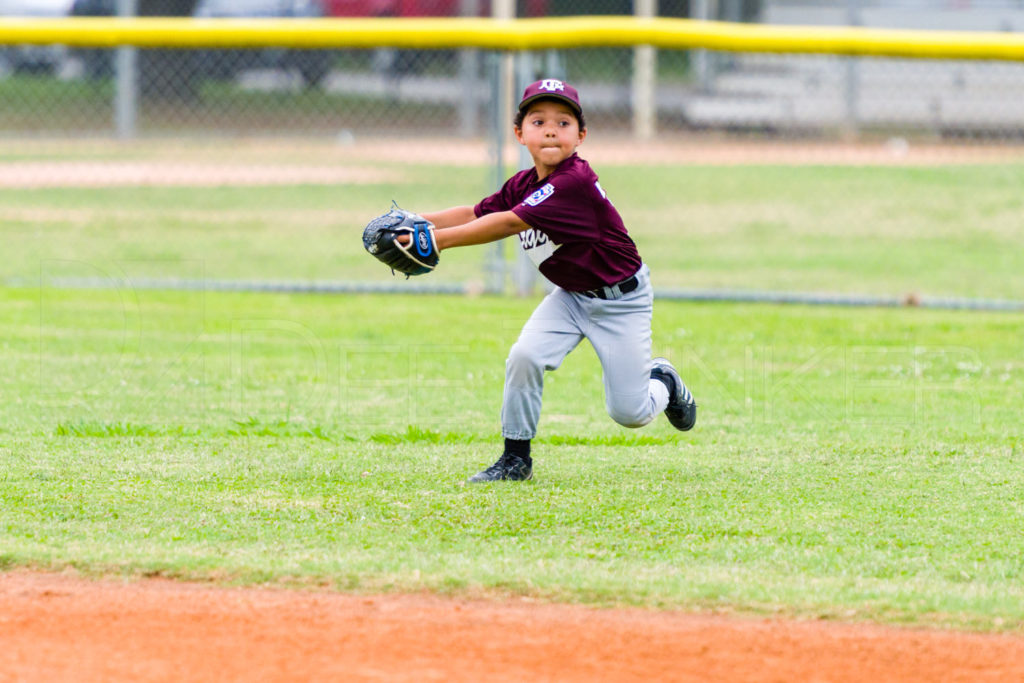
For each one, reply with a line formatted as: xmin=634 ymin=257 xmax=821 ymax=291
xmin=362 ymin=205 xmax=439 ymax=278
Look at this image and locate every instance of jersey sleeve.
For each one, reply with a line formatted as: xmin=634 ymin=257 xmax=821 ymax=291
xmin=510 ymin=172 xmax=599 ymax=243
xmin=474 ymin=175 xmax=521 ymax=217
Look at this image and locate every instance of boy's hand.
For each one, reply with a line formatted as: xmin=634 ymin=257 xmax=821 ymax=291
xmin=362 ymin=207 xmax=439 ymax=278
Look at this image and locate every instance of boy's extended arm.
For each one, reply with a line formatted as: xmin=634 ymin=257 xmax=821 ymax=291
xmin=404 ymin=209 xmax=527 ymax=251
xmin=433 ymin=210 xmax=528 ymax=251
xmin=421 ymin=206 xmax=476 ymax=229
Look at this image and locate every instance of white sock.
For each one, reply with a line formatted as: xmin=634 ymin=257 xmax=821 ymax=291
xmin=649 ymin=378 xmax=670 ymax=414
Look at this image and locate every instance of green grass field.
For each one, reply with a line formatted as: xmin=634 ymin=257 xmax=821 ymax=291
xmin=4 ymin=161 xmax=1023 ymax=298
xmin=1 ymin=155 xmax=1022 ymax=632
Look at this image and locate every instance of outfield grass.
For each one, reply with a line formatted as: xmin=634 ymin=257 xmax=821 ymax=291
xmin=1 ymin=152 xmax=1022 ymax=629
xmin=2 ymin=161 xmax=1023 ymax=298
xmin=1 ymin=285 xmax=1022 ymax=630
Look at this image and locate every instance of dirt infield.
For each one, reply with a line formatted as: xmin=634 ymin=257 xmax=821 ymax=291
xmin=2 ymin=137 xmax=1023 ymax=189
xmin=2 ymin=571 xmax=1022 ymax=682
xmin=0 ymin=161 xmax=399 ymax=189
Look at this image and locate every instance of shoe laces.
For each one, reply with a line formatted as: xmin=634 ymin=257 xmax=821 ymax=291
xmin=486 ymin=451 xmax=521 ymax=475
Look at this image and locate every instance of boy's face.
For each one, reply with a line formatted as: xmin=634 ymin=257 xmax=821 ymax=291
xmin=514 ymin=100 xmax=587 ymax=177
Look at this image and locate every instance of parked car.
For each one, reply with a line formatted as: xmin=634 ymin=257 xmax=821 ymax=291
xmin=68 ymin=0 xmax=116 ymax=79
xmin=320 ymin=0 xmax=547 ymax=78
xmin=68 ymin=0 xmax=203 ymax=99
xmin=322 ymin=0 xmax=548 ymax=18
xmin=0 ymin=0 xmax=75 ymax=75
xmin=70 ymin=0 xmax=332 ymax=89
xmin=193 ymin=0 xmax=333 ymax=88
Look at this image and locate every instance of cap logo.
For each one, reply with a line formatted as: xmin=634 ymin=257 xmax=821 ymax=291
xmin=538 ymin=79 xmax=565 ymax=92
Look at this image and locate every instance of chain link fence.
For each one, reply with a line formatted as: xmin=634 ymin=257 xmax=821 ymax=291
xmin=2 ymin=1 xmax=1024 ymax=301
xmin=5 ymin=1 xmax=1024 ymax=139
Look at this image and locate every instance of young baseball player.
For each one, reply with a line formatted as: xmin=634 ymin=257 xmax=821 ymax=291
xmin=411 ymin=78 xmax=696 ymax=482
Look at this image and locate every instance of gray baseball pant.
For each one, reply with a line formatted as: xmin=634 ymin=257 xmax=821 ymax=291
xmin=501 ymin=264 xmax=669 ymax=440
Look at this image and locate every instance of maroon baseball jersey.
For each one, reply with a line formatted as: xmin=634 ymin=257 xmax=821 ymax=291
xmin=474 ymin=154 xmax=642 ymax=292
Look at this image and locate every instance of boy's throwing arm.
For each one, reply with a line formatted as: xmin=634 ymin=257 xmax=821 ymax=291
xmin=433 ymin=211 xmax=528 ymax=251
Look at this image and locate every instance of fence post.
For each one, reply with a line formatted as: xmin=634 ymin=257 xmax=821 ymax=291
xmin=844 ymin=0 xmax=862 ymax=139
xmin=115 ymin=0 xmax=138 ymax=139
xmin=458 ymin=0 xmax=480 ymax=137
xmin=692 ymin=0 xmax=712 ymax=92
xmin=483 ymin=0 xmax=517 ymax=295
xmin=484 ymin=52 xmax=508 ymax=295
xmin=633 ymin=0 xmax=657 ymax=140
xmin=514 ymin=51 xmax=539 ymax=296
xmin=494 ymin=0 xmax=516 ymax=140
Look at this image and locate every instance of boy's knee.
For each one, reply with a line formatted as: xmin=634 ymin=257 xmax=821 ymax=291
xmin=607 ymin=400 xmax=654 ymax=429
xmin=507 ymin=342 xmax=538 ymax=369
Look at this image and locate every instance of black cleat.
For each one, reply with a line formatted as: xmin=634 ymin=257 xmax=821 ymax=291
xmin=467 ymin=452 xmax=533 ymax=483
xmin=651 ymin=357 xmax=697 ymax=431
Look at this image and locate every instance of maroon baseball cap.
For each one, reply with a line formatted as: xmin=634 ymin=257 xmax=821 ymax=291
xmin=518 ymin=79 xmax=583 ymax=118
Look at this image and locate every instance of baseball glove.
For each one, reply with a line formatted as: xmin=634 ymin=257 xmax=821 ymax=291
xmin=362 ymin=205 xmax=439 ymax=278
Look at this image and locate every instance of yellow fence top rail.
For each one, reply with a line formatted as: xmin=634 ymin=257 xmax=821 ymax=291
xmin=3 ymin=16 xmax=1024 ymax=61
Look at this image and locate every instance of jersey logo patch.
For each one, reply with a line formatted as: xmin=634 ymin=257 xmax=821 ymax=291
xmin=523 ymin=183 xmax=555 ymax=207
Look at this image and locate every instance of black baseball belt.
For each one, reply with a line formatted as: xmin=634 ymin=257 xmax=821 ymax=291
xmin=580 ymin=273 xmax=640 ymax=300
